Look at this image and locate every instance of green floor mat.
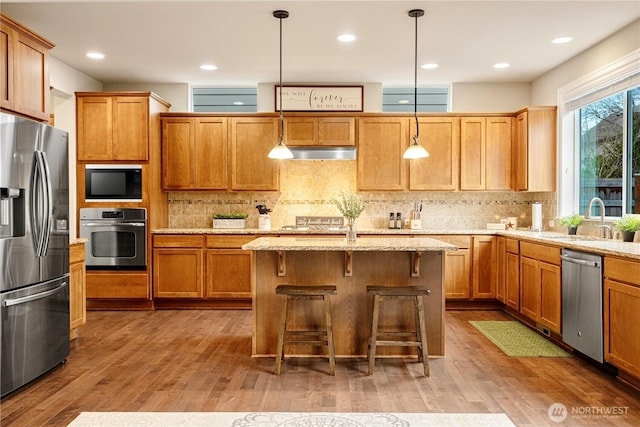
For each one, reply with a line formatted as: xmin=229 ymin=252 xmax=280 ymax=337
xmin=469 ymin=321 xmax=572 ymax=357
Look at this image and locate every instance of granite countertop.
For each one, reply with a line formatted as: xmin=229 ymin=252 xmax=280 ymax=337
xmin=498 ymin=230 xmax=640 ymax=260
xmin=242 ymin=237 xmax=459 ymax=252
xmin=151 ymin=228 xmax=639 ymax=260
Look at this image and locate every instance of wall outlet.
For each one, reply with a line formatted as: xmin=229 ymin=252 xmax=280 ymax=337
xmin=403 ymin=218 xmax=410 ymax=226
xmin=548 ymin=220 xmax=555 ymax=228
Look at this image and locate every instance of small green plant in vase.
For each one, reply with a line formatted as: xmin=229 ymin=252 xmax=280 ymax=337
xmin=558 ymin=213 xmax=583 ymax=235
xmin=330 ymin=191 xmax=367 ymax=244
xmin=614 ymin=214 xmax=640 ymax=242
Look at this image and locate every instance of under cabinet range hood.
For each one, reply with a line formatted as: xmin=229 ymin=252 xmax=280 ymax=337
xmin=287 ymin=147 xmax=356 ymax=160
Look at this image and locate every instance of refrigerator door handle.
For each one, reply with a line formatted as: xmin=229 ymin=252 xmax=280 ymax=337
xmin=29 ymin=151 xmax=53 ymax=257
xmin=3 ymin=282 xmax=67 ymax=307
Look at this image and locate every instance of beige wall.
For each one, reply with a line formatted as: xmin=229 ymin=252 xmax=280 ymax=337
xmin=102 ymin=82 xmax=187 ymax=111
xmin=451 ymin=82 xmax=531 ymax=112
xmin=531 ymin=18 xmax=640 ymax=105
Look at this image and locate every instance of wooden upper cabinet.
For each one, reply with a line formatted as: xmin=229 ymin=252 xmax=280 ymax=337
xmin=513 ymin=107 xmax=556 ymax=192
xmin=161 ymin=116 xmax=228 ymax=190
xmin=460 ymin=117 xmax=486 ymax=190
xmin=0 ymin=14 xmax=53 ymax=122
xmin=77 ymin=94 xmax=150 ymax=161
xmin=460 ymin=116 xmax=512 ymax=191
xmin=357 ymin=117 xmax=409 ymax=191
xmin=284 ymin=116 xmax=355 ymax=146
xmin=409 ymin=117 xmax=460 ymax=191
xmin=229 ymin=117 xmax=280 ymax=191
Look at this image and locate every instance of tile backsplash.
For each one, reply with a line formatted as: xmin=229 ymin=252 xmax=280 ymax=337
xmin=168 ymin=160 xmax=557 ymax=230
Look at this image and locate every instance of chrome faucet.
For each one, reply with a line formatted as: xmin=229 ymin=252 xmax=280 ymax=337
xmin=585 ymin=197 xmax=612 ymax=239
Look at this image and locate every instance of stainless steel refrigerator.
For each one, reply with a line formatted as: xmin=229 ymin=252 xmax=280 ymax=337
xmin=0 ymin=112 xmax=70 ymax=398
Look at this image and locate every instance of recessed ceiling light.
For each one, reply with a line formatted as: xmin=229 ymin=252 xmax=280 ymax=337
xmin=493 ymin=62 xmax=510 ymax=69
xmin=200 ymin=64 xmax=218 ymax=71
xmin=421 ymin=63 xmax=439 ymax=70
xmin=86 ymin=52 xmax=105 ymax=60
xmin=552 ymin=36 xmax=573 ymax=44
xmin=337 ymin=34 xmax=356 ymax=42
xmin=398 ymin=99 xmax=410 ymax=104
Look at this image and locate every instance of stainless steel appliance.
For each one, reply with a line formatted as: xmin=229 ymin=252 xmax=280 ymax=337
xmin=84 ymin=164 xmax=142 ymax=202
xmin=0 ymin=112 xmax=70 ymax=398
xmin=79 ymin=208 xmax=147 ymax=269
xmin=561 ymin=248 xmax=603 ymax=363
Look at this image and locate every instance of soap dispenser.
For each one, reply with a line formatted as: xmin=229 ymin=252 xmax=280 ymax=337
xmin=256 ymin=205 xmax=272 ymax=231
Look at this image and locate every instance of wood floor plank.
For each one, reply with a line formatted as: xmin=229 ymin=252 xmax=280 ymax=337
xmin=1 ymin=309 xmax=639 ymax=426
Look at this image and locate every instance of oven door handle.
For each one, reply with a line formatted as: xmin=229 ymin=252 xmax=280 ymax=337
xmin=82 ymin=222 xmax=146 ymax=227
xmin=3 ymin=282 xmax=67 ymax=307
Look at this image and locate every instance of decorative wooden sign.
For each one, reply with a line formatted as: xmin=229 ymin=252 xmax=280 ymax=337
xmin=275 ymin=85 xmax=363 ymax=112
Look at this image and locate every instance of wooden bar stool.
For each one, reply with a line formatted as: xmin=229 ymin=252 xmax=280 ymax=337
xmin=274 ymin=285 xmax=337 ymax=375
xmin=366 ymin=285 xmax=431 ymax=377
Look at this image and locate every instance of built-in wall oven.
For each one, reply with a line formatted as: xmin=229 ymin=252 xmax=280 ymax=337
xmin=79 ymin=208 xmax=147 ymax=270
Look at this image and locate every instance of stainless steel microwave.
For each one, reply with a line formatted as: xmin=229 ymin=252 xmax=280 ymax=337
xmin=85 ymin=165 xmax=143 ymax=202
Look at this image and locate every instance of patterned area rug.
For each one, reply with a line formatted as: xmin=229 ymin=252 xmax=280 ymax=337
xmin=469 ymin=320 xmax=571 ymax=357
xmin=67 ymin=411 xmax=516 ymax=427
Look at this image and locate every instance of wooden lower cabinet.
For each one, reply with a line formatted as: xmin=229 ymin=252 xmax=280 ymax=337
xmin=437 ymin=236 xmax=471 ymax=299
xmin=472 ymin=236 xmax=496 ymax=299
xmin=69 ymin=242 xmax=86 ymax=339
xmin=152 ymin=234 xmax=253 ymax=306
xmin=519 ymin=242 xmax=561 ymax=333
xmin=604 ymin=256 xmax=640 ymax=379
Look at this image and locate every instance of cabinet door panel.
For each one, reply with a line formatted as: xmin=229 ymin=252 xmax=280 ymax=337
xmin=13 ymin=32 xmax=49 ymax=121
xmin=604 ymin=279 xmax=640 ymax=378
xmin=205 ymin=250 xmax=252 ymax=298
xmin=153 ymin=248 xmax=203 ymax=298
xmin=409 ymin=117 xmax=460 ymax=190
xmin=513 ymin=111 xmax=528 ymax=191
xmin=539 ymin=261 xmax=561 ymax=333
xmin=318 ymin=117 xmax=355 ymax=146
xmin=486 ymin=117 xmax=512 ymax=190
xmin=0 ymin=24 xmax=13 ymax=109
xmin=77 ymin=97 xmax=113 ymax=161
xmin=519 ymin=256 xmax=538 ymax=320
xmin=195 ymin=117 xmax=228 ymax=189
xmin=230 ymin=118 xmax=280 ymax=191
xmin=113 ymin=97 xmax=148 ymax=160
xmin=162 ymin=118 xmax=195 ymax=189
xmin=460 ymin=117 xmax=485 ymax=190
xmin=496 ymin=237 xmax=506 ymax=303
xmin=506 ymin=252 xmax=520 ymax=310
xmin=357 ymin=117 xmax=408 ymax=191
xmin=444 ymin=249 xmax=471 ymax=299
xmin=473 ymin=236 xmax=495 ymax=299
xmin=284 ymin=117 xmax=318 ymax=145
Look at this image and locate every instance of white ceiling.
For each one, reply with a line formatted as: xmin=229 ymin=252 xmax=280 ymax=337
xmin=2 ymin=0 xmax=639 ymax=86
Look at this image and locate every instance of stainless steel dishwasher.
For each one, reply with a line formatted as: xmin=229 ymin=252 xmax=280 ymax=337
xmin=561 ymin=248 xmax=603 ymax=363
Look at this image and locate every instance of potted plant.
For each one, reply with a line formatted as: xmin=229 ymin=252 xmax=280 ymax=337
xmin=614 ymin=214 xmax=640 ymax=242
xmin=212 ymin=212 xmax=248 ymax=229
xmin=558 ymin=213 xmax=584 ymax=235
xmin=330 ymin=191 xmax=366 ymax=244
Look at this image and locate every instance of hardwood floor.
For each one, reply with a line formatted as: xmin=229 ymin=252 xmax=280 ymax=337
xmin=1 ymin=309 xmax=639 ymax=426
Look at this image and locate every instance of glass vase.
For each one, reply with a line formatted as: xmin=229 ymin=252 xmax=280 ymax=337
xmin=346 ymin=220 xmax=357 ymax=244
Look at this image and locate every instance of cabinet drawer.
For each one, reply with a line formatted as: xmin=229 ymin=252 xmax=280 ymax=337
xmin=605 ymin=257 xmax=640 ymax=287
xmin=70 ymin=243 xmax=85 ymax=264
xmin=153 ymin=235 xmax=204 ymax=248
xmin=206 ymin=235 xmax=257 ymax=248
xmin=86 ymin=272 xmax=149 ymax=299
xmin=431 ymin=235 xmax=471 ymax=248
xmin=520 ymin=242 xmax=560 ymax=265
xmin=505 ymin=238 xmax=519 ymax=254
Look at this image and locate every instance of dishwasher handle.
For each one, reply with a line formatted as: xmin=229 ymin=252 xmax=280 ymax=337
xmin=561 ymin=254 xmax=600 ymax=268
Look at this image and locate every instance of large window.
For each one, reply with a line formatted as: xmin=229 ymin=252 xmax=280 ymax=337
xmin=192 ymin=87 xmax=257 ymax=112
xmin=578 ymin=87 xmax=639 ymax=216
xmin=382 ymin=87 xmax=449 ymax=112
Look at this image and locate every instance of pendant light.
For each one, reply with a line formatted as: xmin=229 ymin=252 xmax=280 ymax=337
xmin=268 ymin=10 xmax=294 ymax=160
xmin=403 ymin=9 xmax=429 ymax=160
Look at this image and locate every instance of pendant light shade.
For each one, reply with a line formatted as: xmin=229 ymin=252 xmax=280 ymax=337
xmin=268 ymin=10 xmax=293 ymax=160
xmin=403 ymin=9 xmax=429 ymax=160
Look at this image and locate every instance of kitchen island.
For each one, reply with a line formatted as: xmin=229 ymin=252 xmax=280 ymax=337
xmin=242 ymin=236 xmax=457 ymax=358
